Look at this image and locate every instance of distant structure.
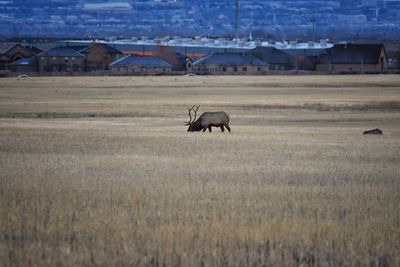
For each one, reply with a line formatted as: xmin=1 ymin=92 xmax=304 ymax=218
xmin=191 ymin=52 xmax=269 ymax=75
xmin=81 ymin=43 xmax=123 ymax=71
xmin=1 ymin=39 xmax=390 ymax=76
xmin=81 ymin=2 xmax=132 ymax=12
xmin=110 ymin=55 xmax=172 ymax=75
xmin=316 ymin=44 xmax=388 ymax=72
xmin=60 ymin=36 xmax=333 ymax=61
xmin=38 ymin=47 xmax=85 ymax=72
xmin=1 ymin=0 xmax=400 ymax=42
xmin=0 ymin=44 xmax=42 ymax=72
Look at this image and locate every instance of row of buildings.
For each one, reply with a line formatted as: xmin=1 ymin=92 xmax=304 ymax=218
xmin=0 ymin=41 xmax=390 ymax=76
xmin=2 ymin=0 xmax=400 ymax=41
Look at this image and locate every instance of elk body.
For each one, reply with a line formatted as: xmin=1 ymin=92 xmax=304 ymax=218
xmin=185 ymin=105 xmax=231 ymax=132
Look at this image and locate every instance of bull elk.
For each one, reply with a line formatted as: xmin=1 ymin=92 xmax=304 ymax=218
xmin=184 ymin=105 xmax=231 ymax=132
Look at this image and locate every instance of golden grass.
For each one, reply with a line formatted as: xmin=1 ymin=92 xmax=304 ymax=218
xmin=0 ymin=75 xmax=400 ymax=266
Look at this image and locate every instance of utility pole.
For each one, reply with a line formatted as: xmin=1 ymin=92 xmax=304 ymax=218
xmin=235 ymin=0 xmax=239 ymax=40
xmin=310 ymin=16 xmax=316 ymax=41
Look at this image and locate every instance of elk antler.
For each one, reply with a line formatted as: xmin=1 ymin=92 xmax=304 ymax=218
xmin=184 ymin=105 xmax=196 ymax=125
xmin=192 ymin=105 xmax=200 ymax=122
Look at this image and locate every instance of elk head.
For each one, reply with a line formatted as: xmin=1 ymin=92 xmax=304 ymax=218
xmin=184 ymin=105 xmax=200 ymax=132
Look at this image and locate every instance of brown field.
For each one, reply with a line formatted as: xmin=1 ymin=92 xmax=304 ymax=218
xmin=0 ymin=75 xmax=400 ymax=266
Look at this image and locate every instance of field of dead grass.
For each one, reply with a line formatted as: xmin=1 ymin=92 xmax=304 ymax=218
xmin=0 ymin=75 xmax=400 ymax=266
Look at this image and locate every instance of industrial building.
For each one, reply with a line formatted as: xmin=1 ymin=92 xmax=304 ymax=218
xmin=59 ymin=36 xmax=333 ymax=61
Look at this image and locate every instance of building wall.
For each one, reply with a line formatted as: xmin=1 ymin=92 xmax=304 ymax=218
xmin=111 ymin=66 xmax=127 ymax=75
xmin=126 ymin=64 xmax=142 ymax=74
xmin=316 ymin=63 xmax=382 ymax=72
xmin=111 ymin=64 xmax=172 ymax=75
xmin=10 ymin=57 xmax=38 ymax=72
xmin=85 ymin=44 xmax=121 ymax=71
xmin=269 ymin=64 xmax=289 ymax=71
xmin=193 ymin=63 xmax=269 ymax=75
xmin=39 ymin=56 xmax=84 ymax=72
xmin=315 ymin=64 xmax=332 ymax=71
xmin=142 ymin=67 xmax=172 ymax=75
xmin=10 ymin=64 xmax=36 ymax=73
xmin=0 ymin=55 xmax=10 ymax=70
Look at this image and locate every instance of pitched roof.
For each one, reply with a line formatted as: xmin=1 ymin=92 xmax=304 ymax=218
xmin=38 ymin=47 xmax=84 ymax=57
xmin=2 ymin=43 xmax=42 ymax=57
xmin=23 ymin=45 xmax=43 ymax=55
xmin=249 ymin=47 xmax=293 ymax=64
xmin=66 ymin=46 xmax=89 ymax=53
xmin=317 ymin=44 xmax=386 ymax=64
xmin=80 ymin=43 xmax=122 ymax=54
xmin=193 ymin=52 xmax=268 ymax=66
xmin=110 ymin=55 xmax=172 ymax=68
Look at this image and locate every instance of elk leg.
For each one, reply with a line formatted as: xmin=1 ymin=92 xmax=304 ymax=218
xmin=220 ymin=125 xmax=225 ymax=132
xmin=225 ymin=125 xmax=231 ymax=133
xmin=202 ymin=125 xmax=207 ymax=132
xmin=208 ymin=126 xmax=212 ymax=132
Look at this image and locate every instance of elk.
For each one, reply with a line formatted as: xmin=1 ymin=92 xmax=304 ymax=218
xmin=184 ymin=105 xmax=231 ymax=132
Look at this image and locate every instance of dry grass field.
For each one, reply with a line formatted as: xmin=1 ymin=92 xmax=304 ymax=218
xmin=0 ymin=75 xmax=399 ymax=266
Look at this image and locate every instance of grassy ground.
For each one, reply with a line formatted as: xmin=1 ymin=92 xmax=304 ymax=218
xmin=0 ymin=75 xmax=400 ymax=266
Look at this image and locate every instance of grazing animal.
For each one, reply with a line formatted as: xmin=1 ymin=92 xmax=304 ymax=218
xmin=185 ymin=105 xmax=231 ymax=132
xmin=363 ymin=128 xmax=383 ymax=135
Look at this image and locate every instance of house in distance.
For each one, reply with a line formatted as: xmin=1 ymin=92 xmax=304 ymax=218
xmin=110 ymin=55 xmax=172 ymax=75
xmin=80 ymin=43 xmax=123 ymax=72
xmin=316 ymin=44 xmax=388 ymax=72
xmin=38 ymin=47 xmax=85 ymax=73
xmin=191 ymin=52 xmax=269 ymax=75
xmin=0 ymin=44 xmax=42 ymax=72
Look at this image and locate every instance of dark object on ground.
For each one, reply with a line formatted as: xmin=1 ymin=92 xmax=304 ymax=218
xmin=363 ymin=128 xmax=383 ymax=135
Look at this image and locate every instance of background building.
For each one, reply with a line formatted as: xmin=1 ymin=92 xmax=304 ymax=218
xmin=316 ymin=44 xmax=388 ymax=72
xmin=1 ymin=0 xmax=399 ymax=42
xmin=38 ymin=47 xmax=85 ymax=73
